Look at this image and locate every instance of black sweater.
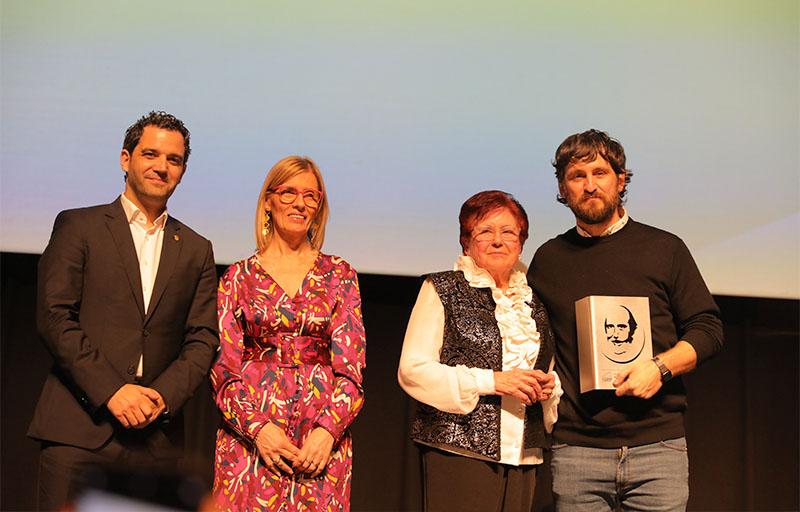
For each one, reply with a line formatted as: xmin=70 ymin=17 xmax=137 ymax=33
xmin=528 ymin=219 xmax=723 ymax=448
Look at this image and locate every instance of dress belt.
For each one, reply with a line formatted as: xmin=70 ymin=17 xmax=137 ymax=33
xmin=242 ymin=335 xmax=330 ymax=367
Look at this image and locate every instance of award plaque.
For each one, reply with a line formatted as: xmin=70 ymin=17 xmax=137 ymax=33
xmin=574 ymin=295 xmax=652 ymax=392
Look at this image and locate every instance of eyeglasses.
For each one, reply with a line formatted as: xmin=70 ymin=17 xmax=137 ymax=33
xmin=472 ymin=227 xmax=520 ymax=243
xmin=268 ymin=186 xmax=322 ymax=208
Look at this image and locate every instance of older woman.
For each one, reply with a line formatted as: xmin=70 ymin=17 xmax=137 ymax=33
xmin=398 ymin=190 xmax=561 ymax=512
xmin=211 ymin=156 xmax=366 ymax=511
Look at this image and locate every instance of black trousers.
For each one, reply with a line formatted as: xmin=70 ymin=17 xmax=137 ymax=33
xmin=421 ymin=446 xmax=538 ymax=512
xmin=37 ymin=434 xmax=178 ymax=511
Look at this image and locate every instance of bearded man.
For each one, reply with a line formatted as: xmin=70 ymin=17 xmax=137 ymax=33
xmin=527 ymin=129 xmax=723 ymax=511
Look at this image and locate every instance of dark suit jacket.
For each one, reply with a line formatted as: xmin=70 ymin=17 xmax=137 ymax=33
xmin=28 ymin=198 xmax=219 ymax=457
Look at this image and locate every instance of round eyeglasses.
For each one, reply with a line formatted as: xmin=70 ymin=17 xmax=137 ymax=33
xmin=472 ymin=228 xmax=520 ymax=243
xmin=268 ymin=186 xmax=322 ymax=208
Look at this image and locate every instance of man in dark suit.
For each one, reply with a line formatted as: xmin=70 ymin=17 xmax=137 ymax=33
xmin=28 ymin=111 xmax=219 ymax=510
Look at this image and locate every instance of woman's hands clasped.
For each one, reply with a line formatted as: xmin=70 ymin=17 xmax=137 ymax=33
xmin=494 ymin=369 xmax=555 ymax=405
xmin=256 ymin=423 xmax=334 ymax=477
xmin=255 ymin=423 xmax=301 ymax=475
xmin=293 ymin=427 xmax=335 ymax=478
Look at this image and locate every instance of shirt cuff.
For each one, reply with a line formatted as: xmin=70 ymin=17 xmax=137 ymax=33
xmin=474 ymin=368 xmax=496 ymax=395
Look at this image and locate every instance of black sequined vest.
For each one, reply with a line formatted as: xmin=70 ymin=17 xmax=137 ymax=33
xmin=410 ymin=270 xmax=555 ymax=460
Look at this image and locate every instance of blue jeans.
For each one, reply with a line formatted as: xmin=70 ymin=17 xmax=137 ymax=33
xmin=550 ymin=437 xmax=689 ymax=512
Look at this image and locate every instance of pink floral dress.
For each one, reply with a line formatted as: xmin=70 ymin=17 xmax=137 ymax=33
xmin=211 ymin=253 xmax=366 ymax=511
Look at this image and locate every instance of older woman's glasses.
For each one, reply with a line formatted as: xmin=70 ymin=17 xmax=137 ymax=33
xmin=268 ymin=186 xmax=322 ymax=208
xmin=473 ymin=227 xmax=520 ymax=243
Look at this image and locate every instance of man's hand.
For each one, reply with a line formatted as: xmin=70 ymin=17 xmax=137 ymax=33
xmin=106 ymin=384 xmax=165 ymax=428
xmin=613 ymin=360 xmax=662 ymax=398
xmin=255 ymin=423 xmax=300 ymax=475
xmin=294 ymin=427 xmax=335 ymax=477
xmin=614 ymin=342 xmax=698 ymax=399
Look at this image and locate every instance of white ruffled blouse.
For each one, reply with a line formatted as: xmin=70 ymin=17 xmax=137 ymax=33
xmin=397 ymin=255 xmax=562 ymax=466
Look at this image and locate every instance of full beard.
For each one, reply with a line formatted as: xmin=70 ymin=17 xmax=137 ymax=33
xmin=569 ymin=193 xmax=620 ymax=225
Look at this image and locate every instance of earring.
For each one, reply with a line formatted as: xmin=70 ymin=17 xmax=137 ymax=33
xmin=262 ymin=210 xmax=271 ymax=237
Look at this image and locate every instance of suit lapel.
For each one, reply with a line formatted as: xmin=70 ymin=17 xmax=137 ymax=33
xmin=145 ymin=217 xmax=182 ymax=325
xmin=105 ymin=199 xmax=146 ymax=319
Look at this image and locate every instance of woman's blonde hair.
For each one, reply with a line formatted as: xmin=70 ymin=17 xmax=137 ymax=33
xmin=254 ymin=156 xmax=329 ymax=252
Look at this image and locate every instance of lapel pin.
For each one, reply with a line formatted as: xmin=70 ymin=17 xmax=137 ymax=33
xmin=173 ymin=234 xmax=180 ymax=241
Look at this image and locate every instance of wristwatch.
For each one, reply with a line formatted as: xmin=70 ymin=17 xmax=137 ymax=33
xmin=652 ymin=355 xmax=673 ymax=383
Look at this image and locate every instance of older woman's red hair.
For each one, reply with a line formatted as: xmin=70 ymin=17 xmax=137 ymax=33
xmin=458 ymin=190 xmax=529 ymax=252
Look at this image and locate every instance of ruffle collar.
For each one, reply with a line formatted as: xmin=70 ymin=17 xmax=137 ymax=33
xmin=454 ymin=255 xmax=541 ymax=369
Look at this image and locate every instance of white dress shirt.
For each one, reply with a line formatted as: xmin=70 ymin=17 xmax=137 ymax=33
xmin=120 ymin=193 xmax=167 ymax=377
xmin=398 ymin=255 xmax=562 ymax=466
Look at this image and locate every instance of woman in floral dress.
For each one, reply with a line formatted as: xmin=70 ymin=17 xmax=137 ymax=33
xmin=211 ymin=156 xmax=366 ymax=511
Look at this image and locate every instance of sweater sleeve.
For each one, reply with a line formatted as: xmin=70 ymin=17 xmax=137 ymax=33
xmin=669 ymin=239 xmax=724 ymax=364
xmin=397 ymin=280 xmax=495 ymax=414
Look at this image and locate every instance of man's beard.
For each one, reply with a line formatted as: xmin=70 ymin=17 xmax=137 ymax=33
xmin=568 ymin=191 xmax=621 ymax=225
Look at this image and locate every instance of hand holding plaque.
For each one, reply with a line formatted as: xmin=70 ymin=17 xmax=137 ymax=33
xmin=612 ymin=359 xmax=663 ymax=398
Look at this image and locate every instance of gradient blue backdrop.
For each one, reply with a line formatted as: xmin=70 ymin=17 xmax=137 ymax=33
xmin=1 ymin=1 xmax=797 ymax=298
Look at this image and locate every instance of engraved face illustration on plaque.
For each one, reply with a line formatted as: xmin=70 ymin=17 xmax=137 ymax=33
xmin=601 ymin=304 xmax=646 ymax=364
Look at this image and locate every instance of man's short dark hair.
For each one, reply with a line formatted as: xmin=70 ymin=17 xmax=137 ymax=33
xmin=122 ymin=111 xmax=191 ymax=163
xmin=552 ymin=129 xmax=632 ymax=204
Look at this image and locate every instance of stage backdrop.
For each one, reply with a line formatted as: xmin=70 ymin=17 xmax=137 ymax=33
xmin=1 ymin=0 xmax=798 ymax=299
